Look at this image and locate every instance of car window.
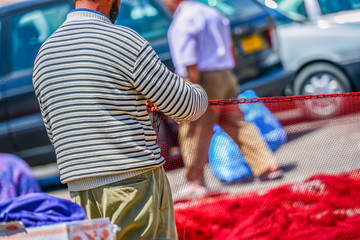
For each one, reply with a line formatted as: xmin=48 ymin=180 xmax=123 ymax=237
xmin=197 ymin=0 xmax=265 ymax=20
xmin=317 ymin=0 xmax=360 ymax=15
xmin=115 ymin=0 xmax=170 ymax=40
xmin=273 ymin=0 xmax=308 ymax=19
xmin=11 ymin=3 xmax=71 ymax=72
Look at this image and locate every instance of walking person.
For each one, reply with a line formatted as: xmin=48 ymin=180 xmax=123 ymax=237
xmin=163 ymin=0 xmax=283 ymax=196
xmin=32 ymin=0 xmax=208 ymax=239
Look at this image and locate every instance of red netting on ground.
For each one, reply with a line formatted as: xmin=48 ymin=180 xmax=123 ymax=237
xmin=175 ymin=171 xmax=360 ymax=240
xmin=155 ymin=92 xmax=360 ymax=240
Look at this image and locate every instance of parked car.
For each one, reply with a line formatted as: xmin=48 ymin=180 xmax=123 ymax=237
xmin=264 ymin=0 xmax=360 ymax=96
xmin=257 ymin=0 xmax=360 ymax=118
xmin=0 ymin=0 xmax=292 ymax=167
xmin=0 ymin=0 xmax=74 ymax=167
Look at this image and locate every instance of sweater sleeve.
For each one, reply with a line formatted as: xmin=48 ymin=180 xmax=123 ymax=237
xmin=131 ymin=41 xmax=208 ymax=122
xmin=39 ymin=104 xmax=54 ymax=145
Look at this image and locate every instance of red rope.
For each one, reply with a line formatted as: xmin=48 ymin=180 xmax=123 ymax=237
xmin=209 ymin=92 xmax=360 ymax=105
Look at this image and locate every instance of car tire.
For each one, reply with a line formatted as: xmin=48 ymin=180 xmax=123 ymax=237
xmin=293 ymin=62 xmax=352 ymax=119
xmin=293 ymin=62 xmax=351 ymax=95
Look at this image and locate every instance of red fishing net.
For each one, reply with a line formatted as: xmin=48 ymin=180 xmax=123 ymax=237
xmin=155 ymin=92 xmax=360 ymax=240
xmin=174 ymin=171 xmax=360 ymax=240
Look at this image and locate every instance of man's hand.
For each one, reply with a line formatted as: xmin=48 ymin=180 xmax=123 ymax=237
xmin=146 ymin=99 xmax=159 ymax=114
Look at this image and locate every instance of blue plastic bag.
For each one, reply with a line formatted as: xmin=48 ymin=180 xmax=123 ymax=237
xmin=208 ymin=89 xmax=287 ymax=182
xmin=209 ymin=124 xmax=253 ymax=183
xmin=238 ymin=89 xmax=287 ymax=151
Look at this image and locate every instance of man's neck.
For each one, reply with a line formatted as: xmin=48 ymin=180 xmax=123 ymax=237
xmin=75 ymin=1 xmax=110 ymax=19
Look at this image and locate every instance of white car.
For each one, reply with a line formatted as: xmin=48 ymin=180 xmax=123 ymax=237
xmin=264 ymin=0 xmax=360 ymax=97
xmin=258 ymin=0 xmax=360 ymax=118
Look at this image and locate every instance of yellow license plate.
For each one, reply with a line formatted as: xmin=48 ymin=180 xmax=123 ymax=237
xmin=240 ymin=34 xmax=265 ymax=54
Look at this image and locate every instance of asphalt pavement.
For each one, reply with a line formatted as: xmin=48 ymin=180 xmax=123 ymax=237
xmin=45 ymin=112 xmax=360 ymax=201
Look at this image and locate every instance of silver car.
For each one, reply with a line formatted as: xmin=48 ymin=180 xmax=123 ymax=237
xmin=265 ymin=0 xmax=360 ymax=95
xmin=258 ymin=0 xmax=360 ymax=118
xmin=264 ymin=0 xmax=360 ymax=97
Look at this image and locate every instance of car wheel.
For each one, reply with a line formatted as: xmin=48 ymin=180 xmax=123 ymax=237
xmin=293 ymin=62 xmax=352 ymax=118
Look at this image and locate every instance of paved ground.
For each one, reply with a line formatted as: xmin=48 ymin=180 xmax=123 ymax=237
xmin=45 ymin=112 xmax=360 ymax=201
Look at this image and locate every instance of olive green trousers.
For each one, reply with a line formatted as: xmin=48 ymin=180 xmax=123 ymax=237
xmin=70 ymin=166 xmax=178 ymax=240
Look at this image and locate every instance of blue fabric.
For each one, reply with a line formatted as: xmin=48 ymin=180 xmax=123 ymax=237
xmin=238 ymin=89 xmax=287 ymax=151
xmin=0 ymin=193 xmax=86 ymax=227
xmin=208 ymin=89 xmax=287 ymax=183
xmin=209 ymin=124 xmax=253 ymax=183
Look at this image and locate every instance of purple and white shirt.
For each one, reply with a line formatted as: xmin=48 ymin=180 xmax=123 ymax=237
xmin=168 ymin=0 xmax=235 ymax=78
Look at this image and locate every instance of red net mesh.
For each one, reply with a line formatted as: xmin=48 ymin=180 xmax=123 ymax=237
xmin=154 ymin=92 xmax=360 ymax=240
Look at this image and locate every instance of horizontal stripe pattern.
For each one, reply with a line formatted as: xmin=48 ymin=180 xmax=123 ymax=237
xmin=32 ymin=10 xmax=208 ymax=184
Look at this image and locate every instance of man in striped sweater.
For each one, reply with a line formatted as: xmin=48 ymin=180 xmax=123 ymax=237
xmin=32 ymin=0 xmax=208 ymax=239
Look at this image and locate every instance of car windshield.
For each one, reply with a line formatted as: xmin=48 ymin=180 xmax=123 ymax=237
xmin=268 ymin=0 xmax=308 ymax=20
xmin=197 ymin=0 xmax=265 ymax=21
xmin=317 ymin=0 xmax=360 ymax=15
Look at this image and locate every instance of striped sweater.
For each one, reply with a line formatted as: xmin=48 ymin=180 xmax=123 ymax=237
xmin=32 ymin=9 xmax=208 ymax=188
